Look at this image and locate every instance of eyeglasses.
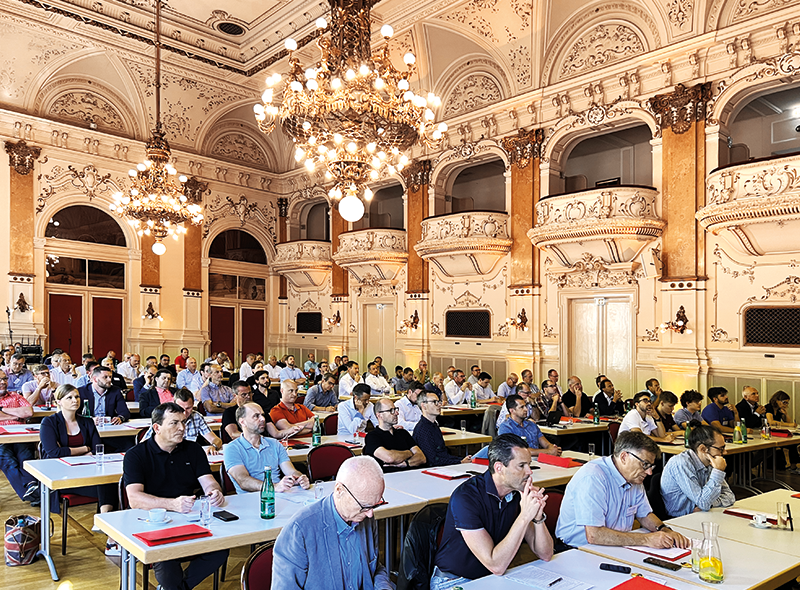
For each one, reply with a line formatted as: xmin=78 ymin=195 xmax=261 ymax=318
xmin=423 ymin=399 xmax=441 ymax=405
xmin=377 ymin=407 xmax=399 ymax=414
xmin=707 ymin=444 xmax=726 ymax=454
xmin=340 ymin=482 xmax=386 ymax=513
xmin=627 ymin=451 xmax=655 ymax=472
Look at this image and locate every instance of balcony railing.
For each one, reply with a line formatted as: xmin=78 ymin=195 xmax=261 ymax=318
xmin=272 ymin=240 xmax=332 ymax=289
xmin=332 ymin=228 xmax=408 ymax=283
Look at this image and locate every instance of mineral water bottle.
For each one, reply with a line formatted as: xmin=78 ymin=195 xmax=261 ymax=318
xmin=312 ymin=416 xmax=322 ymax=447
xmin=733 ymin=422 xmax=743 ymax=444
xmin=592 ymin=404 xmax=600 ymax=425
xmin=684 ymin=423 xmax=692 ymax=448
xmin=761 ymin=417 xmax=771 ymax=440
xmin=469 ymin=389 xmax=476 ymax=409
xmin=740 ymin=418 xmax=747 ymax=444
xmin=81 ymin=400 xmax=92 ymax=418
xmin=260 ymin=467 xmax=275 ymax=520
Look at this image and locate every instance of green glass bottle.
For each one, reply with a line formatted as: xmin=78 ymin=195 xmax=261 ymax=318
xmin=740 ymin=418 xmax=748 ymax=444
xmin=81 ymin=400 xmax=91 ymax=418
xmin=260 ymin=467 xmax=275 ymax=520
xmin=312 ymin=416 xmax=322 ymax=447
xmin=684 ymin=422 xmax=692 ymax=448
xmin=593 ymin=404 xmax=600 ymax=425
xmin=469 ymin=389 xmax=477 ymax=409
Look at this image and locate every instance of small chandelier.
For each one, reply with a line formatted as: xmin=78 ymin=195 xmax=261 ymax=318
xmin=399 ymin=310 xmax=420 ymax=334
xmin=506 ymin=309 xmax=529 ymax=332
xmin=110 ymin=0 xmax=203 ymax=255
xmin=254 ymin=0 xmax=447 ymax=222
xmin=659 ymin=306 xmax=692 ymax=335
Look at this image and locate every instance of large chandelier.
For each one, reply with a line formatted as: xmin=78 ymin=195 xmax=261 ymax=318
xmin=254 ymin=0 xmax=447 ymax=222
xmin=110 ymin=0 xmax=203 ymax=255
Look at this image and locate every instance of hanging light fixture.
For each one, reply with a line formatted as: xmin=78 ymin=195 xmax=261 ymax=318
xmin=110 ymin=0 xmax=203 ymax=255
xmin=254 ymin=0 xmax=447 ymax=222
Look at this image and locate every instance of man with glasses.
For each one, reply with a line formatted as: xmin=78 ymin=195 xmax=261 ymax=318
xmin=304 ymin=373 xmax=338 ymax=411
xmin=6 ymin=353 xmax=32 ymax=392
xmin=445 ymin=369 xmax=473 ymax=405
xmin=414 ymin=360 xmax=430 ymax=384
xmin=620 ymin=391 xmax=676 ymax=443
xmin=141 ymin=388 xmax=223 ymax=455
xmin=272 ymin=456 xmax=391 ymax=590
xmin=414 ymin=391 xmax=471 ymax=466
xmin=363 ymin=398 xmax=426 ymax=472
xmin=556 ymin=431 xmax=690 ymax=549
xmin=337 ymin=384 xmax=379 ymax=436
xmin=498 ymin=395 xmax=561 ymax=457
xmin=660 ymin=422 xmax=734 ymax=517
xmin=467 ymin=365 xmax=481 ymax=386
xmin=497 ymin=373 xmax=518 ymax=399
xmin=736 ymin=385 xmax=767 ymax=429
xmin=533 ymin=380 xmax=568 ymax=424
xmin=21 ymin=364 xmax=53 ymax=405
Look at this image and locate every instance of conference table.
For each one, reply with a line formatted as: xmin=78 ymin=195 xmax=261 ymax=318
xmin=32 ymin=401 xmax=140 ymax=419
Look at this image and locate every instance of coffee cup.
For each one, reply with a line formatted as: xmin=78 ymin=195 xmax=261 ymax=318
xmin=148 ymin=508 xmax=167 ymax=522
xmin=752 ymin=513 xmax=768 ymax=526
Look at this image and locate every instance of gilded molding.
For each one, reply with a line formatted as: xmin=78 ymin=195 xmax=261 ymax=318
xmin=648 ymin=83 xmax=711 ymax=134
xmin=499 ymin=128 xmax=544 ymax=169
xmin=202 ymin=195 xmax=277 ymax=250
xmin=36 ymin=164 xmax=121 ymax=212
xmin=333 ymin=229 xmax=408 ymax=283
xmin=401 ymin=160 xmax=432 ymax=193
xmin=547 ymin=253 xmax=644 ymax=289
xmin=272 ymin=240 xmax=332 ymax=289
xmin=5 ymin=140 xmax=41 ymax=175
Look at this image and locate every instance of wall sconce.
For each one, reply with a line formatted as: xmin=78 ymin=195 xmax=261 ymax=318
xmin=399 ymin=310 xmax=420 ymax=333
xmin=327 ymin=310 xmax=341 ymax=327
xmin=659 ymin=305 xmax=692 ymax=334
xmin=13 ymin=294 xmax=33 ymax=313
xmin=142 ymin=302 xmax=163 ymax=322
xmin=506 ymin=308 xmax=529 ymax=331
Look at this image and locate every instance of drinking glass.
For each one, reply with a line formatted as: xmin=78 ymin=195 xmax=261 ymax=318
xmin=460 ymin=420 xmax=467 ymax=434
xmin=199 ymin=495 xmax=211 ymax=527
xmin=691 ymin=538 xmax=702 ymax=573
xmin=314 ymin=481 xmax=324 ymax=500
xmin=777 ymin=502 xmax=789 ymax=529
xmin=95 ymin=444 xmax=104 ymax=466
xmin=587 ymin=443 xmax=595 ymax=459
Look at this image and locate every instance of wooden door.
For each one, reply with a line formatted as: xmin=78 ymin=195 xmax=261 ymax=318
xmin=91 ymin=297 xmax=122 ymax=359
xmin=210 ymin=306 xmax=235 ymax=361
xmin=241 ymin=308 xmax=265 ymax=362
xmin=48 ymin=293 xmax=82 ymax=360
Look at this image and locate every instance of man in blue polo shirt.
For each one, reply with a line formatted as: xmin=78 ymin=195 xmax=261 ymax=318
xmin=556 ymin=431 xmax=690 ymax=549
xmin=701 ymin=386 xmax=738 ymax=433
xmin=432 ymin=434 xmax=553 ymax=588
xmin=498 ymin=394 xmax=562 ymax=457
xmin=278 ymin=355 xmax=306 ymax=385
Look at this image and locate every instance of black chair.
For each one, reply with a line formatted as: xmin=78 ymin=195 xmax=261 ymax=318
xmin=645 ymin=470 xmax=669 ymax=521
xmin=397 ymin=503 xmax=449 ymax=590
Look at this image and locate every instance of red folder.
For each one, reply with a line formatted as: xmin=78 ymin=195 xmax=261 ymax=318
xmin=723 ymin=508 xmax=777 ymax=525
xmin=611 ymin=577 xmax=674 ymax=590
xmin=133 ymin=524 xmax=212 ymax=546
xmin=771 ymin=429 xmax=792 ymax=438
xmin=421 ymin=469 xmax=471 ymax=481
xmin=471 ymin=457 xmax=489 ymax=466
xmin=440 ymin=430 xmax=456 ymax=435
xmin=0 ymin=427 xmax=9 ymax=435
xmin=537 ymin=454 xmax=582 ymax=468
xmin=559 ymin=417 xmax=584 ymax=423
xmin=792 ymin=493 xmax=800 ymax=499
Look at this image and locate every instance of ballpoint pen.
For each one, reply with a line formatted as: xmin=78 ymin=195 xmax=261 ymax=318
xmin=547 ymin=577 xmax=562 ymax=587
xmin=787 ymin=503 xmax=793 ymax=531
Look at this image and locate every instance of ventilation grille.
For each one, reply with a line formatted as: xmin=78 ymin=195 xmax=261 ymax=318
xmin=445 ymin=310 xmax=491 ymax=339
xmin=217 ymin=22 xmax=245 ymax=36
xmin=744 ymin=307 xmax=800 ymax=347
xmin=296 ymin=312 xmax=322 ymax=334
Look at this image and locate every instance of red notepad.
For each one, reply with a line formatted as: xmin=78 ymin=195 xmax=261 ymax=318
xmin=471 ymin=457 xmax=489 ymax=466
xmin=559 ymin=417 xmax=584 ymax=423
xmin=422 ymin=468 xmax=472 ymax=481
xmin=792 ymin=493 xmax=800 ymax=499
xmin=440 ymin=430 xmax=456 ymax=435
xmin=0 ymin=427 xmax=10 ymax=435
xmin=133 ymin=524 xmax=212 ymax=546
xmin=611 ymin=577 xmax=673 ymax=590
xmin=771 ymin=429 xmax=792 ymax=438
xmin=723 ymin=508 xmax=777 ymax=525
xmin=537 ymin=454 xmax=583 ymax=468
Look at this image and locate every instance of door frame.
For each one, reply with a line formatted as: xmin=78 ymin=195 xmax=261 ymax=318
xmin=46 ymin=288 xmax=128 ymax=357
xmin=357 ymin=296 xmax=396 ymax=370
xmin=209 ymin=301 xmax=268 ymax=367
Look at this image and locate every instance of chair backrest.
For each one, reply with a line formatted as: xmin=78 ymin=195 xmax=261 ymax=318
xmin=241 ymin=541 xmax=275 ymax=590
xmin=397 ymin=502 xmax=449 ymax=590
xmin=135 ymin=428 xmax=148 ymax=444
xmin=481 ymin=404 xmax=501 ymax=438
xmin=323 ymin=413 xmax=338 ymax=436
xmin=295 ymin=394 xmax=305 ymax=406
xmin=195 ymin=400 xmax=207 ymax=416
xmin=118 ymin=476 xmax=130 ymax=510
xmin=645 ymin=470 xmax=669 ymax=521
xmin=542 ymin=489 xmax=564 ymax=538
xmin=220 ymin=463 xmax=236 ymax=495
xmin=220 ymin=423 xmax=233 ymax=444
xmin=125 ymin=388 xmax=135 ymax=402
xmin=608 ymin=421 xmax=621 ymax=446
xmin=306 ymin=443 xmax=355 ymax=481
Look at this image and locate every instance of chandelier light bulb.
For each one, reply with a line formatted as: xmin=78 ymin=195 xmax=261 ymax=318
xmin=374 ymin=78 xmax=385 ymax=90
xmin=152 ymin=241 xmax=167 ymax=256
xmin=398 ymin=79 xmax=409 ymax=90
xmin=306 ymin=79 xmax=318 ymax=90
xmin=380 ymin=24 xmax=393 ymax=38
xmin=345 ymin=69 xmax=356 ymax=80
xmin=339 ymin=194 xmax=365 ymax=222
xmin=179 ymin=175 xmax=187 ymax=182
xmin=305 ymin=68 xmax=316 ymax=80
xmin=137 ymin=163 xmax=146 ymax=171
xmin=290 ymin=80 xmax=303 ymax=92
xmin=316 ymin=17 xmax=327 ymax=29
xmin=359 ymin=64 xmax=370 ymax=76
xmin=403 ymin=52 xmax=416 ymax=65
xmin=285 ymin=38 xmax=297 ymax=51
xmin=364 ymin=187 xmax=374 ymax=201
xmin=331 ymin=78 xmax=342 ymax=89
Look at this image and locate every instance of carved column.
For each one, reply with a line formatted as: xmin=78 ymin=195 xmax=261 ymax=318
xmin=5 ymin=140 xmax=41 ymax=341
xmin=649 ymin=83 xmax=711 ymax=281
xmin=330 ymin=205 xmax=349 ymax=298
xmin=403 ymin=160 xmax=432 ymax=294
xmin=277 ymin=197 xmax=289 ymax=300
xmin=182 ymin=177 xmax=207 ymax=293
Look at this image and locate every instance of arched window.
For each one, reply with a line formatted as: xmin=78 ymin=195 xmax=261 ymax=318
xmin=209 ymin=229 xmax=267 ymax=264
xmin=450 ymin=158 xmax=506 ymax=212
xmin=305 ymin=202 xmax=330 ymax=241
xmin=728 ymin=86 xmax=800 ymax=164
xmin=45 ymin=205 xmax=127 ymax=246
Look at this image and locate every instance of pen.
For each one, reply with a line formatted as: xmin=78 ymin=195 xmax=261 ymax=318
xmin=788 ymin=504 xmax=794 ymax=532
xmin=547 ymin=577 xmax=562 ymax=587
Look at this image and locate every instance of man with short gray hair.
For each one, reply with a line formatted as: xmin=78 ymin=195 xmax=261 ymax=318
xmin=363 ymin=398 xmax=425 ymax=472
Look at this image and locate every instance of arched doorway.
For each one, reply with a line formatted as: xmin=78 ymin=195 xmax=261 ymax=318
xmin=208 ymin=229 xmax=269 ymax=367
xmin=45 ymin=205 xmax=128 ymax=360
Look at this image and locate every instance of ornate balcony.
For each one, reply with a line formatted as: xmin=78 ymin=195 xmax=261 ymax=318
xmin=272 ymin=240 xmax=331 ymax=289
xmin=698 ymin=152 xmax=800 ymax=256
xmin=528 ymin=186 xmax=664 ymax=266
xmin=332 ymin=228 xmax=408 ymax=283
xmin=415 ymin=211 xmax=512 ymax=277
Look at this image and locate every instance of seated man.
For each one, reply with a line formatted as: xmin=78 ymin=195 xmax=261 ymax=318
xmin=174 ymin=347 xmax=189 ymax=372
xmin=0 ymin=369 xmax=38 ymax=504
xmin=413 ymin=360 xmax=429 ymax=384
xmin=392 ymin=366 xmax=415 ymax=394
xmin=425 ymin=372 xmax=444 ymax=399
xmin=199 ymin=366 xmax=235 ymax=414
xmin=497 ymin=373 xmax=518 ymax=399
xmin=556 ymin=431 xmax=690 ymax=549
xmin=124 ymin=403 xmax=228 ymax=590
xmin=363 ymin=398 xmax=426 ymax=472
xmin=269 ymin=380 xmax=315 ymax=435
xmin=141 ymin=388 xmax=222 ymax=455
xmin=138 ymin=368 xmax=177 ymax=418
xmin=395 ymin=381 xmax=423 ymax=433
xmin=224 ymin=381 xmax=296 ymax=441
xmin=272 ymin=456 xmax=391 ymax=590
xmin=533 ymin=380 xmax=569 ymax=424
xmin=444 ymin=369 xmax=473 ymax=405
xmin=6 ymin=353 xmax=33 ymax=392
xmin=498 ymin=394 xmax=561 ymax=457
xmin=593 ymin=378 xmax=625 ymax=416
xmin=224 ymin=403 xmax=309 ymax=494
xmin=77 ymin=365 xmax=130 ymax=424
xmin=736 ymin=385 xmax=766 ymax=430
xmin=158 ymin=353 xmax=177 ymax=378
xmin=337 ymin=384 xmax=379 ymax=436
xmin=413 ymin=392 xmax=470 ymax=466
xmin=496 ymin=383 xmax=535 ymax=427
xmin=433 ymin=434 xmax=553 ymax=587
xmin=304 ymin=373 xmax=338 ymax=411
xmin=338 ymin=360 xmax=362 ymax=397
xmin=278 ymin=354 xmax=306 ymax=385
xmin=239 ymin=353 xmax=256 ymax=381
xmin=619 ymin=391 xmax=676 ymax=443
xmin=467 ymin=365 xmax=481 ymax=386
xmin=365 ymin=361 xmax=391 ymax=396
xmin=562 ymin=376 xmax=593 ymax=418
xmin=661 ymin=422 xmax=735 ymax=517
xmin=116 ymin=353 xmax=140 ymax=382
xmin=251 ymin=369 xmax=280 ymax=415
xmin=473 ymin=372 xmax=502 ymax=404
xmin=133 ymin=364 xmax=158 ymax=402
xmin=674 ymin=390 xmax=704 ymax=429
xmin=701 ymin=387 xmax=739 ymax=434
xmin=176 ymin=356 xmax=203 ymax=394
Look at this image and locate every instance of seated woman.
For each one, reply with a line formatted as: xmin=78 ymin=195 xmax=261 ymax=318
xmin=653 ymin=391 xmax=682 ymax=433
xmin=766 ymin=390 xmax=799 ymax=473
xmin=39 ymin=383 xmax=120 ymax=555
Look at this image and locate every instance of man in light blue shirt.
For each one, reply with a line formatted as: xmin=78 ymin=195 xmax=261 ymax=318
xmin=6 ymin=354 xmax=33 ymax=392
xmin=303 ymin=353 xmax=318 ymax=374
xmin=176 ymin=357 xmax=203 ymax=394
xmin=305 ymin=374 xmax=338 ymax=411
xmin=224 ymin=402 xmax=309 ymax=494
xmin=337 ymin=384 xmax=378 ymax=436
xmin=556 ymin=431 xmax=690 ymax=549
xmin=279 ymin=355 xmax=306 ymax=385
xmin=498 ymin=394 xmax=561 ymax=457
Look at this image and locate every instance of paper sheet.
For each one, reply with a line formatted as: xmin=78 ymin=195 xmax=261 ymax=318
xmin=59 ymin=453 xmax=125 ymax=465
xmin=624 ymin=544 xmax=691 ymax=560
xmin=504 ymin=564 xmax=593 ymax=590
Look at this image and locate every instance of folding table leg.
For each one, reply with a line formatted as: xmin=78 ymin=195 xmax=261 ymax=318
xmin=36 ymin=482 xmax=59 ymax=580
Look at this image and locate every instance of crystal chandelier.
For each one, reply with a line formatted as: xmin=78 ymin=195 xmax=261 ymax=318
xmin=110 ymin=0 xmax=203 ymax=255
xmin=254 ymin=0 xmax=447 ymax=222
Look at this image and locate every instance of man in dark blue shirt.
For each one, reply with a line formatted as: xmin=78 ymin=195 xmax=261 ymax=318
xmin=433 ymin=434 xmax=553 ymax=587
xmin=413 ymin=391 xmax=469 ymax=466
xmin=701 ymin=387 xmax=738 ymax=434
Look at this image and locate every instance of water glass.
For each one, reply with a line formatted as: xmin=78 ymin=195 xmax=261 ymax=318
xmin=460 ymin=420 xmax=467 ymax=434
xmin=95 ymin=444 xmax=104 ymax=466
xmin=199 ymin=495 xmax=211 ymax=527
xmin=777 ymin=502 xmax=790 ymax=529
xmin=587 ymin=443 xmax=595 ymax=459
xmin=691 ymin=538 xmax=702 ymax=573
xmin=314 ymin=481 xmax=324 ymax=500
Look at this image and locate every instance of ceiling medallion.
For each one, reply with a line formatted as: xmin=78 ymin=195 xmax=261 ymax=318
xmin=254 ymin=0 xmax=447 ymax=222
xmin=109 ymin=0 xmax=203 ymax=255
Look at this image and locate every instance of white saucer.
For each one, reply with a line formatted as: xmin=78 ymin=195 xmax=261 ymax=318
xmin=142 ymin=517 xmax=172 ymax=526
xmin=750 ymin=521 xmax=772 ymax=529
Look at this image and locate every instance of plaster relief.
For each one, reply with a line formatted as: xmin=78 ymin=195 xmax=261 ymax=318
xmin=48 ymin=91 xmax=125 ymax=132
xmin=443 ymin=74 xmax=503 ymax=118
xmin=211 ymin=133 xmax=268 ymax=167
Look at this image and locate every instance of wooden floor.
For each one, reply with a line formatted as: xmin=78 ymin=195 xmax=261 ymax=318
xmin=0 ymin=470 xmax=798 ymax=589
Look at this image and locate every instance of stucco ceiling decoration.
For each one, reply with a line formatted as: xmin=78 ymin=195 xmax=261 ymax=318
xmin=210 ymin=132 xmax=268 ymax=168
xmin=559 ymin=24 xmax=645 ymax=80
xmin=443 ymin=74 xmax=503 ymax=118
xmin=707 ymin=0 xmax=800 ymax=31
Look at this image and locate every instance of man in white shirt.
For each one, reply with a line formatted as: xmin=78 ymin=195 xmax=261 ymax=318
xmin=239 ymin=353 xmax=256 ymax=381
xmin=265 ymin=355 xmax=282 ymax=384
xmin=442 ymin=366 xmax=456 ymax=388
xmin=467 ymin=365 xmax=481 ymax=386
xmin=497 ymin=373 xmax=518 ymax=399
xmin=620 ymin=391 xmax=676 ymax=443
xmin=176 ymin=357 xmax=203 ymax=394
xmin=364 ymin=361 xmax=391 ymax=396
xmin=74 ymin=353 xmax=95 ymax=379
xmin=337 ymin=384 xmax=378 ymax=436
xmin=474 ymin=372 xmax=502 ymax=403
xmin=444 ymin=369 xmax=473 ymax=405
xmin=116 ymin=353 xmax=141 ymax=381
xmin=395 ymin=382 xmax=423 ymax=433
xmin=50 ymin=354 xmax=78 ymax=386
xmin=338 ymin=361 xmax=362 ymax=397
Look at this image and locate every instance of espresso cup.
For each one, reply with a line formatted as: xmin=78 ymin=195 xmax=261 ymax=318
xmin=148 ymin=508 xmax=167 ymax=522
xmin=752 ymin=513 xmax=768 ymax=526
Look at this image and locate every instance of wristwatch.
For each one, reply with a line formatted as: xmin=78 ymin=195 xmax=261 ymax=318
xmin=532 ymin=514 xmax=547 ymax=524
xmin=655 ymin=524 xmax=671 ymax=532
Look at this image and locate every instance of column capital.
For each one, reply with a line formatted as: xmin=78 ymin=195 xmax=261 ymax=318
xmin=648 ymin=83 xmax=712 ymax=135
xmin=4 ymin=140 xmax=41 ymax=175
xmin=500 ymin=128 xmax=544 ymax=169
xmin=401 ymin=159 xmax=432 ymax=193
xmin=277 ymin=197 xmax=289 ymax=217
